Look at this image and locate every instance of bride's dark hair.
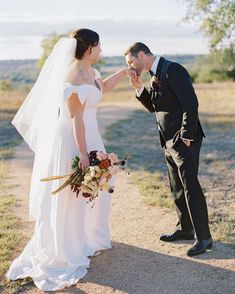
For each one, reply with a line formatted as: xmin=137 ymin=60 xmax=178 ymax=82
xmin=71 ymin=28 xmax=99 ymax=59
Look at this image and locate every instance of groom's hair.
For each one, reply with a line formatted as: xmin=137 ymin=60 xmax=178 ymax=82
xmin=124 ymin=42 xmax=153 ymax=57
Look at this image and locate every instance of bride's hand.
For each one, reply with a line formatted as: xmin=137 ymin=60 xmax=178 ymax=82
xmin=79 ymin=152 xmax=89 ymax=171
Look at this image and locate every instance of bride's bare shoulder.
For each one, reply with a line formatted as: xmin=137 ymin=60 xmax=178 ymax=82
xmin=64 ymin=62 xmax=85 ymax=85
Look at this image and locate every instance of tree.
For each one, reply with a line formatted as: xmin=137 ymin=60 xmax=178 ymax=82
xmin=37 ymin=32 xmax=66 ymax=68
xmin=190 ymin=53 xmax=234 ymax=83
xmin=184 ymin=0 xmax=235 ymax=50
xmin=183 ymin=0 xmax=235 ymax=81
xmin=0 ymin=79 xmax=14 ymax=91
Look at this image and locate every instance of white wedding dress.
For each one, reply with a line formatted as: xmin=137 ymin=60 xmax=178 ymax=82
xmin=6 ymin=69 xmax=113 ymax=291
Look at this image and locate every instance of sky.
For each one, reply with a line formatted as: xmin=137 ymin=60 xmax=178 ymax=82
xmin=0 ymin=0 xmax=209 ymax=60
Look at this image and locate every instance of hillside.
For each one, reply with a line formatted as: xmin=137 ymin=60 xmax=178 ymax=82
xmin=0 ymin=60 xmax=40 ymax=88
xmin=0 ymin=55 xmax=203 ymax=88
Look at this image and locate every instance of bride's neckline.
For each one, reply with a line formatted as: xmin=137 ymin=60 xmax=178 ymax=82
xmin=64 ymin=79 xmax=102 ymax=94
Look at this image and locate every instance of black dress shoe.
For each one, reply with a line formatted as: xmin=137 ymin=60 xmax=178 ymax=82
xmin=160 ymin=230 xmax=195 ymax=242
xmin=187 ymin=238 xmax=213 ymax=257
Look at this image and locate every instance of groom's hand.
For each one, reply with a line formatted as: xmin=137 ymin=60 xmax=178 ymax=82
xmin=182 ymin=139 xmax=191 ymax=147
xmin=126 ymin=68 xmax=137 ymax=79
xmin=129 ymin=76 xmax=143 ymax=90
xmin=126 ymin=68 xmax=143 ymax=90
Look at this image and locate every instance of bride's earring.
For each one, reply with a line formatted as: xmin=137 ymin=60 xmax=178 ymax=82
xmin=91 ymin=52 xmax=94 ymax=60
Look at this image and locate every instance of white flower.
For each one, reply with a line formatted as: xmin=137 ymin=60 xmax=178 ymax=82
xmin=84 ymin=174 xmax=92 ymax=182
xmin=90 ymin=171 xmax=95 ymax=178
xmin=108 ymin=152 xmax=118 ymax=164
xmin=97 ymin=151 xmax=108 ymax=161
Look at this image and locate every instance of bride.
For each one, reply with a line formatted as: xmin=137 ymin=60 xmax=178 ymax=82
xmin=6 ymin=28 xmax=131 ymax=291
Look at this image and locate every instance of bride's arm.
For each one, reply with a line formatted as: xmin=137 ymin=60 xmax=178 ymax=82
xmin=99 ymin=68 xmax=128 ymax=93
xmin=67 ymin=93 xmax=89 ymax=170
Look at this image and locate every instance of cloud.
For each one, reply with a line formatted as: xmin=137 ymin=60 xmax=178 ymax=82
xmin=0 ymin=13 xmax=182 ymax=24
xmin=0 ymin=14 xmax=209 ymax=59
xmin=0 ymin=36 xmax=43 ymax=59
xmin=0 ymin=13 xmax=199 ymax=38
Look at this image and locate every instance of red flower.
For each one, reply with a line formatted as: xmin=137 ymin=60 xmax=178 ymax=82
xmin=82 ymin=192 xmax=92 ymax=198
xmin=151 ymin=76 xmax=162 ymax=90
xmin=98 ymin=158 xmax=111 ymax=169
xmin=71 ymin=185 xmax=80 ymax=197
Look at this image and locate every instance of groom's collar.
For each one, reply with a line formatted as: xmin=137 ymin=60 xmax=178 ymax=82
xmin=150 ymin=55 xmax=160 ymax=75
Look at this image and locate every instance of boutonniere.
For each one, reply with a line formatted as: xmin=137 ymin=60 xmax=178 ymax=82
xmin=150 ymin=75 xmax=162 ymax=90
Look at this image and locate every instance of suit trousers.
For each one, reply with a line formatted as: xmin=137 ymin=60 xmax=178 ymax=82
xmin=164 ymin=138 xmax=211 ymax=240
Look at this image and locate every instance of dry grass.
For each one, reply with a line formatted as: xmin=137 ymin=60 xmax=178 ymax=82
xmin=0 ymin=90 xmax=24 ymax=150
xmin=196 ymin=82 xmax=235 ymax=114
xmin=0 ymin=90 xmax=27 ymax=112
xmin=0 ymin=91 xmax=26 ymax=289
xmin=196 ymin=82 xmax=235 ymax=244
xmin=130 ymin=171 xmax=173 ymax=208
xmin=0 ymin=150 xmax=22 ymax=288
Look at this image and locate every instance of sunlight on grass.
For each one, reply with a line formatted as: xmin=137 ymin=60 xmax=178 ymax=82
xmin=196 ymin=82 xmax=235 ymax=127
xmin=0 ymin=148 xmax=23 ymax=289
xmin=0 ymin=90 xmax=27 ymax=112
xmin=130 ymin=171 xmax=173 ymax=208
xmin=211 ymin=219 xmax=235 ymax=245
xmin=0 ymin=158 xmax=22 ymax=287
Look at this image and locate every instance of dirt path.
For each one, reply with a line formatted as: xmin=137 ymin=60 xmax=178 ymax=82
xmin=4 ymin=102 xmax=235 ymax=294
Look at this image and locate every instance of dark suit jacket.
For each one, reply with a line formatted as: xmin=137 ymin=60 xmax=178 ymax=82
xmin=137 ymin=57 xmax=205 ymax=148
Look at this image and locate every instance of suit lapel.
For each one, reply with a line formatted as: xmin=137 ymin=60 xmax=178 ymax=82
xmin=150 ymin=57 xmax=165 ymax=106
xmin=155 ymin=57 xmax=165 ymax=79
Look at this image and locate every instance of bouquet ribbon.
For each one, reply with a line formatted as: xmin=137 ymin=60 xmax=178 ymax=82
xmin=40 ymin=171 xmax=81 ymax=195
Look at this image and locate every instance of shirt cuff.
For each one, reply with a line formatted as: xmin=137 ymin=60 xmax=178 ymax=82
xmin=181 ymin=137 xmax=194 ymax=141
xmin=136 ymin=86 xmax=144 ymax=97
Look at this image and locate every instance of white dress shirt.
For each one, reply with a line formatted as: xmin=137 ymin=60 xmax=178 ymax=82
xmin=136 ymin=55 xmax=160 ymax=97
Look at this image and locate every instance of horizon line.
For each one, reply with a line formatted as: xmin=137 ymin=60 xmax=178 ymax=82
xmin=0 ymin=53 xmax=207 ymax=62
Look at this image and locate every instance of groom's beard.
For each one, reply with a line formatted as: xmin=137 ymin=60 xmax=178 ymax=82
xmin=137 ymin=60 xmax=145 ymax=76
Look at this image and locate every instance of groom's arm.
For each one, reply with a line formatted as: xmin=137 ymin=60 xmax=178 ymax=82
xmin=129 ymin=75 xmax=155 ymax=113
xmin=136 ymin=87 xmax=155 ymax=113
xmin=167 ymin=63 xmax=199 ymax=140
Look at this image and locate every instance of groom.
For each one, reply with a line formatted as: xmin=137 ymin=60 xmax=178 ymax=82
xmin=125 ymin=42 xmax=212 ymax=256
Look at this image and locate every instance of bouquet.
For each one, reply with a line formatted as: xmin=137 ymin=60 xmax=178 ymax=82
xmin=40 ymin=151 xmax=127 ymax=202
